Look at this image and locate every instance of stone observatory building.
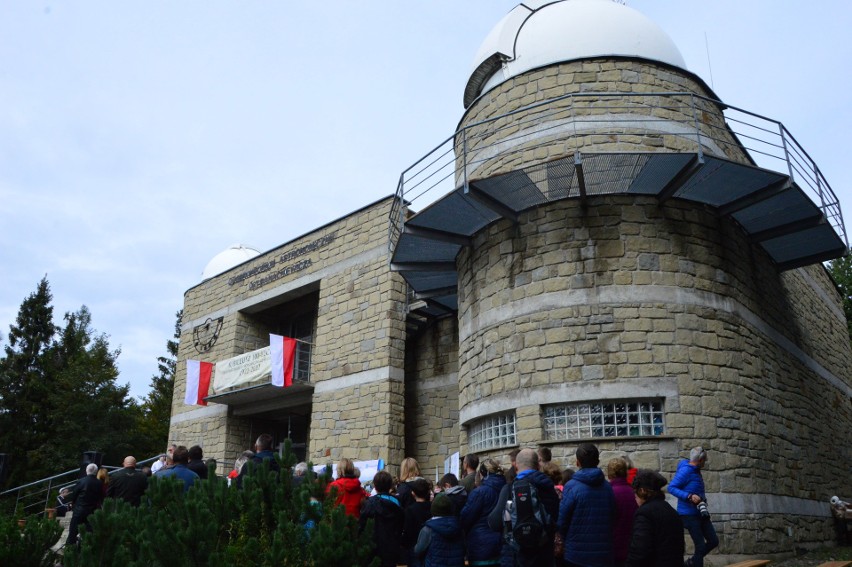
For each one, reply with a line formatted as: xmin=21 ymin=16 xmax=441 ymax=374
xmin=169 ymin=0 xmax=851 ymax=556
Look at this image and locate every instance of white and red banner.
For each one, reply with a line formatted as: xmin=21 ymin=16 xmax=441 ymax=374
xmin=270 ymin=334 xmax=297 ymax=387
xmin=185 ymin=360 xmax=213 ymax=406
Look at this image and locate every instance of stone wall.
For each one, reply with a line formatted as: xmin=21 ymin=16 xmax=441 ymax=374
xmin=454 ymin=195 xmax=851 ymax=552
xmin=169 ymin=197 xmax=409 ymax=471
xmin=405 ymin=317 xmax=460 ymax=474
xmin=456 ymin=59 xmax=747 ymax=184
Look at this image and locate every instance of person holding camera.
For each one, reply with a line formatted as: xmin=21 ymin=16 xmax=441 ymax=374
xmin=668 ymin=447 xmax=718 ymax=567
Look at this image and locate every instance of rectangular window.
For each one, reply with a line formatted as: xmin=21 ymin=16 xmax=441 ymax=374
xmin=291 ymin=312 xmax=314 ymax=383
xmin=543 ymin=400 xmax=664 ymax=440
xmin=469 ymin=413 xmax=517 ymax=452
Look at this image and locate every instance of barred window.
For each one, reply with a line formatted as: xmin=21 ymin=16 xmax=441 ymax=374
xmin=291 ymin=312 xmax=314 ymax=383
xmin=469 ymin=413 xmax=517 ymax=452
xmin=543 ymin=400 xmax=665 ymax=440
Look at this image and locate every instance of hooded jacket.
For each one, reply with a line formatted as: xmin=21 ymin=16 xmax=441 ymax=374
xmin=460 ymin=472 xmax=506 ymax=562
xmin=415 ymin=515 xmax=466 ymax=567
xmin=667 ymin=459 xmax=705 ymax=516
xmin=558 ymin=466 xmax=616 ymax=567
xmin=327 ymin=475 xmax=367 ymax=518
xmin=359 ymin=493 xmax=404 ymax=567
xmin=443 ymin=484 xmax=468 ymax=516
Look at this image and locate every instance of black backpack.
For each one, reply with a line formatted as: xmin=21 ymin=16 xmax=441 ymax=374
xmin=507 ymin=477 xmax=550 ymax=550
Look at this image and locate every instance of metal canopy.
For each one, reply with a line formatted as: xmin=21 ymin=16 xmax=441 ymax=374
xmin=390 ymin=151 xmax=847 ymax=308
xmin=205 ymin=381 xmax=314 ymax=418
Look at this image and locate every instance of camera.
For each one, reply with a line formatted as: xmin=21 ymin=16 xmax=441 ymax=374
xmin=696 ymin=500 xmax=710 ymax=518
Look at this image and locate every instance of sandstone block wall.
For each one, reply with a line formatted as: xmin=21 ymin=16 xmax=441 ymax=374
xmin=457 ymin=59 xmax=747 ymax=184
xmin=170 ymin=197 xmax=409 ymax=470
xmin=405 ymin=317 xmax=460 ymax=474
xmin=454 ymin=195 xmax=852 ymax=553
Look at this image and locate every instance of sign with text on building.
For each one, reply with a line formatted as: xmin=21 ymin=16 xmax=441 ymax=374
xmin=213 ymin=346 xmax=271 ymax=392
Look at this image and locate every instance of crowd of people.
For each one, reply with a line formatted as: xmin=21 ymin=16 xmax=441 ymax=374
xmin=322 ymin=443 xmax=716 ymax=567
xmin=62 ymin=435 xmax=718 ymax=567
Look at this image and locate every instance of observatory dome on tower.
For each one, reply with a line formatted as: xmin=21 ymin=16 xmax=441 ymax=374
xmin=465 ymin=0 xmax=688 ymax=107
xmin=201 ymin=244 xmax=260 ymax=280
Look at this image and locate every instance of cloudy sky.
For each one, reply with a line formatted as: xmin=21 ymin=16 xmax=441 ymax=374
xmin=1 ymin=0 xmax=850 ymax=399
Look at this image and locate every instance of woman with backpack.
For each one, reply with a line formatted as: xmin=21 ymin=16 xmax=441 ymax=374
xmin=460 ymin=458 xmax=506 ymax=566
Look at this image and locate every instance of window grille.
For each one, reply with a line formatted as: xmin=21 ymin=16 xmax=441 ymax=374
xmin=291 ymin=312 xmax=314 ymax=383
xmin=468 ymin=413 xmax=516 ymax=452
xmin=543 ymin=400 xmax=664 ymax=440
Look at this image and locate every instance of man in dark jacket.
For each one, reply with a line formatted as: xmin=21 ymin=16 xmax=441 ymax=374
xmin=107 ymin=456 xmax=148 ymax=507
xmin=488 ymin=448 xmax=560 ymax=567
xmin=237 ymin=433 xmax=280 ymax=488
xmin=359 ymin=470 xmax=404 ymax=567
xmin=460 ymin=453 xmax=479 ymax=493
xmin=667 ymin=447 xmax=718 ymax=567
xmin=187 ymin=445 xmax=208 ymax=479
xmin=65 ymin=463 xmax=103 ymax=546
xmin=439 ymin=473 xmax=468 ymax=515
xmin=557 ymin=443 xmax=616 ymax=567
xmin=627 ymin=470 xmax=684 ymax=567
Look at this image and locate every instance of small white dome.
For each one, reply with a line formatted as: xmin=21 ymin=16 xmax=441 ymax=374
xmin=201 ymin=244 xmax=260 ymax=280
xmin=465 ymin=0 xmax=688 ymax=107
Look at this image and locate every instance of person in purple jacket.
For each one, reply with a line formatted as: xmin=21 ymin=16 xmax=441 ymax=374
xmin=667 ymin=447 xmax=718 ymax=567
xmin=607 ymin=457 xmax=638 ymax=567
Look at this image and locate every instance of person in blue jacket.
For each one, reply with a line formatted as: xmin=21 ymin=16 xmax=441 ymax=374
xmin=667 ymin=447 xmax=718 ymax=567
xmin=415 ymin=494 xmax=466 ymax=567
xmin=460 ymin=458 xmax=506 ymax=566
xmin=557 ymin=443 xmax=616 ymax=567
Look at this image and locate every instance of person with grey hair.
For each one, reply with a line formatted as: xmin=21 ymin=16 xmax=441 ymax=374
xmin=236 ymin=433 xmax=280 ymax=488
xmin=292 ymin=461 xmax=309 ymax=488
xmin=65 ymin=463 xmax=103 ymax=546
xmin=668 ymin=447 xmax=718 ymax=567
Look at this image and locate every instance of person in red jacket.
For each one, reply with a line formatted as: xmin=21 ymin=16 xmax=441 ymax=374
xmin=327 ymin=457 xmax=367 ymax=518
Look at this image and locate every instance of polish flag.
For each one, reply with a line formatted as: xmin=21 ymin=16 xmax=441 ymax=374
xmin=185 ymin=360 xmax=213 ymax=406
xmin=270 ymin=334 xmax=297 ymax=387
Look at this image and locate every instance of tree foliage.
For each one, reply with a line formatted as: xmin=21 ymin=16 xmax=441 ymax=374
xmin=0 ymin=278 xmax=139 ymax=487
xmin=134 ymin=310 xmax=181 ymax=459
xmin=827 ymin=252 xmax=852 ymax=344
xmin=62 ymin=443 xmax=379 ymax=567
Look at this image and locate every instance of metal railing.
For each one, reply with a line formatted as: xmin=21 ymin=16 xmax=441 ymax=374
xmin=0 ymin=455 xmax=160 ymax=518
xmin=388 ymin=91 xmax=847 ymax=252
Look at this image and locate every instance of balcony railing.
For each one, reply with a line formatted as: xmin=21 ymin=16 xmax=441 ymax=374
xmin=388 ymin=91 xmax=847 ymax=253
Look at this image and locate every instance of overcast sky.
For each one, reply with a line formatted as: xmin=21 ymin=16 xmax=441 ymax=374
xmin=1 ymin=1 xmax=850 ymax=399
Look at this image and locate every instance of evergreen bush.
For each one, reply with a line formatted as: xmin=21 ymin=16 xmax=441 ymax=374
xmin=0 ymin=514 xmax=62 ymax=567
xmin=62 ymin=441 xmax=378 ymax=566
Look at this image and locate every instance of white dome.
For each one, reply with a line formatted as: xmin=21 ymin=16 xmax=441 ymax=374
xmin=201 ymin=244 xmax=260 ymax=280
xmin=464 ymin=0 xmax=688 ymax=107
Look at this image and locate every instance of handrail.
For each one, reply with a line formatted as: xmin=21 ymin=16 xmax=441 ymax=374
xmin=388 ymin=90 xmax=847 ymax=252
xmin=0 ymin=454 xmax=161 ymax=518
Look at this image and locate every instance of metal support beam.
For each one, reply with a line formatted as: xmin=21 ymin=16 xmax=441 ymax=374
xmin=749 ymin=214 xmax=823 ymax=243
xmin=403 ymin=224 xmax=471 ymax=247
xmin=414 ymin=286 xmax=457 ymax=300
xmin=464 ymin=181 xmax=519 ymax=223
xmin=390 ymin=262 xmax=457 ymax=272
xmin=718 ymin=178 xmax=792 ymax=216
xmin=658 ymin=154 xmax=704 ymax=203
xmin=574 ymin=151 xmax=587 ymax=204
xmin=423 ymin=298 xmax=455 ymax=315
xmin=775 ymin=246 xmax=848 ymax=271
